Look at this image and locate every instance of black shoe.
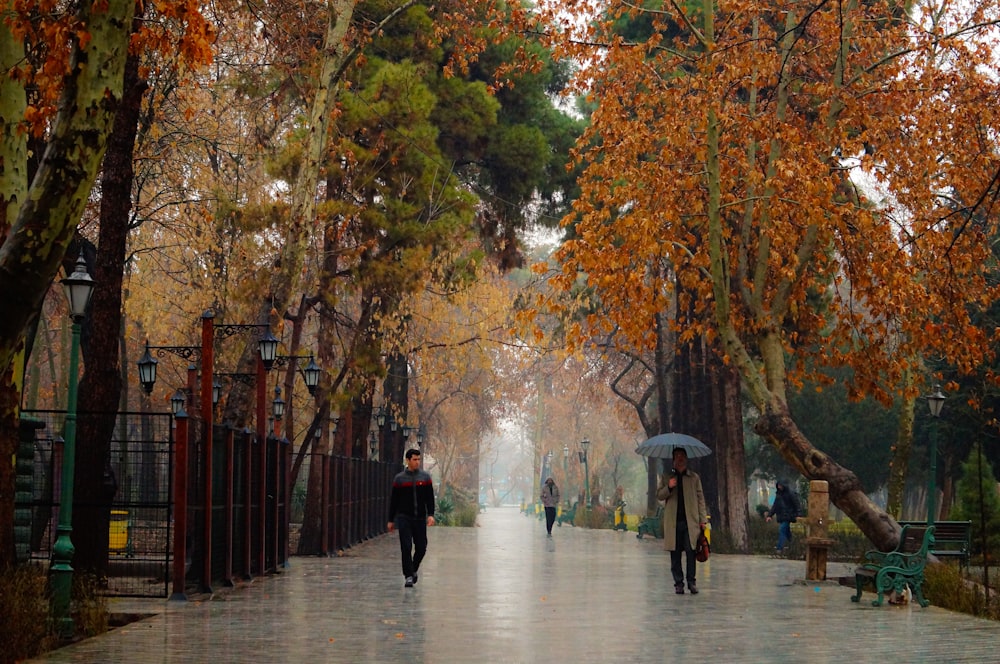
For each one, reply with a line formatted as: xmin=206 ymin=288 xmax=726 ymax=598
xmin=675 ymin=584 xmax=684 ymax=594
xmin=412 ymin=573 xmax=418 ymax=585
xmin=404 ymin=576 xmax=414 ymax=587
xmin=688 ymin=583 xmax=699 ymax=594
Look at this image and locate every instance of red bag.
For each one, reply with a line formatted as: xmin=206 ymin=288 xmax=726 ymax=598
xmin=696 ymin=528 xmax=710 ymax=562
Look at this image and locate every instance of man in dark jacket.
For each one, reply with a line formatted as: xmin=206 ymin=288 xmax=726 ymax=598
xmin=766 ymin=479 xmax=800 ymax=552
xmin=388 ymin=448 xmax=436 ymax=587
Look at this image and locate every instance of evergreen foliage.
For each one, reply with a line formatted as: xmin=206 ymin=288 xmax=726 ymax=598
xmin=950 ymin=442 xmax=1000 ymax=559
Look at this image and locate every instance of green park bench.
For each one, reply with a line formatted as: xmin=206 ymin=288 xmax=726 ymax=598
xmin=852 ymin=523 xmax=933 ymax=607
xmin=557 ymin=503 xmax=576 ymax=526
xmin=899 ymin=520 xmax=971 ymax=569
xmin=636 ymin=506 xmax=663 ymax=540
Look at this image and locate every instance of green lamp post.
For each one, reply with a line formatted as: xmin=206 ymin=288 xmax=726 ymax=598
xmin=578 ymin=439 xmax=591 ymax=508
xmin=51 ymin=252 xmax=96 ymax=638
xmin=563 ymin=444 xmax=570 ymax=504
xmin=926 ymin=385 xmax=946 ymax=526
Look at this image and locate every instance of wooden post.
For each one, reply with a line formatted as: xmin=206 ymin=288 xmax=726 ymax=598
xmin=805 ymin=480 xmax=834 ymax=580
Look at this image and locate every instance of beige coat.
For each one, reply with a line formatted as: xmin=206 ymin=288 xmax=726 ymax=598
xmin=656 ymin=470 xmax=708 ymax=551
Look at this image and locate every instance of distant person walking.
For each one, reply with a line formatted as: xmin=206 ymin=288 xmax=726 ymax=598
xmin=540 ymin=477 xmax=560 ymax=536
xmin=388 ymin=449 xmax=436 ymax=588
xmin=656 ymin=447 xmax=708 ymax=595
xmin=766 ymin=479 xmax=800 ymax=553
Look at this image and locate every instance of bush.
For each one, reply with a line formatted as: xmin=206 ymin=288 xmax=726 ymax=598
xmin=451 ymin=503 xmax=479 ymax=527
xmin=574 ymin=505 xmax=612 ymax=529
xmin=0 ymin=564 xmax=54 ymax=662
xmin=435 ymin=495 xmax=455 ymax=525
xmin=0 ymin=564 xmax=111 ymax=662
xmin=711 ymin=517 xmax=869 ymax=560
xmin=923 ymin=563 xmax=1000 ymax=619
xmin=72 ymin=573 xmax=110 ymax=637
xmin=436 ymin=492 xmax=478 ymax=527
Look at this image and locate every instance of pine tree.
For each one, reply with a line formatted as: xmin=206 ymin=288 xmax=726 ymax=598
xmin=952 ymin=443 xmax=1000 ymax=560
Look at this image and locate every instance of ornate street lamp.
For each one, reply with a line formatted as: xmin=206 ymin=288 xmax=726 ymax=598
xmin=258 ymin=329 xmax=279 ymax=370
xmin=171 ymin=389 xmax=186 ymax=416
xmin=303 ymin=356 xmax=321 ymax=395
xmin=137 ymin=343 xmax=158 ymax=394
xmin=51 ymin=252 xmax=96 ymax=637
xmin=927 ymin=385 xmax=946 ymax=526
xmin=272 ymin=385 xmax=286 ymax=421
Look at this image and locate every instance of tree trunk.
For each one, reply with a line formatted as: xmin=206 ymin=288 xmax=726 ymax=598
xmin=886 ymin=391 xmax=916 ymax=519
xmin=0 ymin=355 xmax=24 ymax=568
xmin=0 ymin=0 xmax=135 ymax=376
xmin=710 ymin=351 xmax=749 ymax=551
xmin=754 ymin=398 xmax=899 ymax=548
xmin=0 ymin=0 xmax=134 ymax=566
xmin=73 ymin=35 xmax=146 ymax=576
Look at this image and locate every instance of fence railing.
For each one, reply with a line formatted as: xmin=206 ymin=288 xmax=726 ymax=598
xmin=16 ymin=411 xmax=398 ymax=598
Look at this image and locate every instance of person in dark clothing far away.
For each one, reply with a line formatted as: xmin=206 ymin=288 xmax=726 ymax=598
xmin=388 ymin=448 xmax=436 ymax=588
xmin=540 ymin=477 xmax=560 ymax=536
xmin=766 ymin=479 xmax=801 ymax=552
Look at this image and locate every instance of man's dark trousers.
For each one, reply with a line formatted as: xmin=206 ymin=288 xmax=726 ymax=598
xmin=670 ymin=522 xmax=696 ymax=586
xmin=396 ymin=515 xmax=428 ymax=578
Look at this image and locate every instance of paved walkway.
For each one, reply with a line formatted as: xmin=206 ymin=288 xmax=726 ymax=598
xmin=29 ymin=506 xmax=1000 ymax=663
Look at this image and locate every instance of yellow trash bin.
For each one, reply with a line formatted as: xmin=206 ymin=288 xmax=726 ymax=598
xmin=109 ymin=510 xmax=130 ymax=555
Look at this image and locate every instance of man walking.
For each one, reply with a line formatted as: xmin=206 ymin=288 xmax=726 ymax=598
xmin=388 ymin=448 xmax=436 ymax=587
xmin=656 ymin=447 xmax=708 ymax=595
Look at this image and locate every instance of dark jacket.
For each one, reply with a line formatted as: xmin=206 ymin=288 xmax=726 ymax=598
xmin=389 ymin=468 xmax=435 ymax=520
xmin=769 ymin=481 xmax=800 ymax=523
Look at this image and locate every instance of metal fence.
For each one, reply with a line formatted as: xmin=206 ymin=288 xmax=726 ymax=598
xmin=16 ymin=410 xmax=394 ymax=598
xmin=16 ymin=410 xmax=174 ymax=597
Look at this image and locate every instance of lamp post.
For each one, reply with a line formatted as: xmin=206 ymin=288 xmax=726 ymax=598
xmin=51 ymin=253 xmax=95 ymax=637
xmin=578 ymin=439 xmax=591 ymax=509
xmin=563 ymin=445 xmax=569 ymax=502
xmin=138 ymin=318 xmax=278 ymax=591
xmin=169 ymin=396 xmax=189 ymax=601
xmin=402 ymin=424 xmax=424 ymax=449
xmin=543 ymin=450 xmax=553 ymax=492
xmin=272 ymin=386 xmax=285 ymax=436
xmin=927 ymin=385 xmax=946 ymax=526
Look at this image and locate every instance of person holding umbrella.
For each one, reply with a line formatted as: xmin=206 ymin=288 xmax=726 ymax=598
xmin=656 ymin=447 xmax=709 ymax=595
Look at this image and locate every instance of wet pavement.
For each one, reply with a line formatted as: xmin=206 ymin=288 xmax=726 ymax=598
xmin=28 ymin=506 xmax=1000 ymax=663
